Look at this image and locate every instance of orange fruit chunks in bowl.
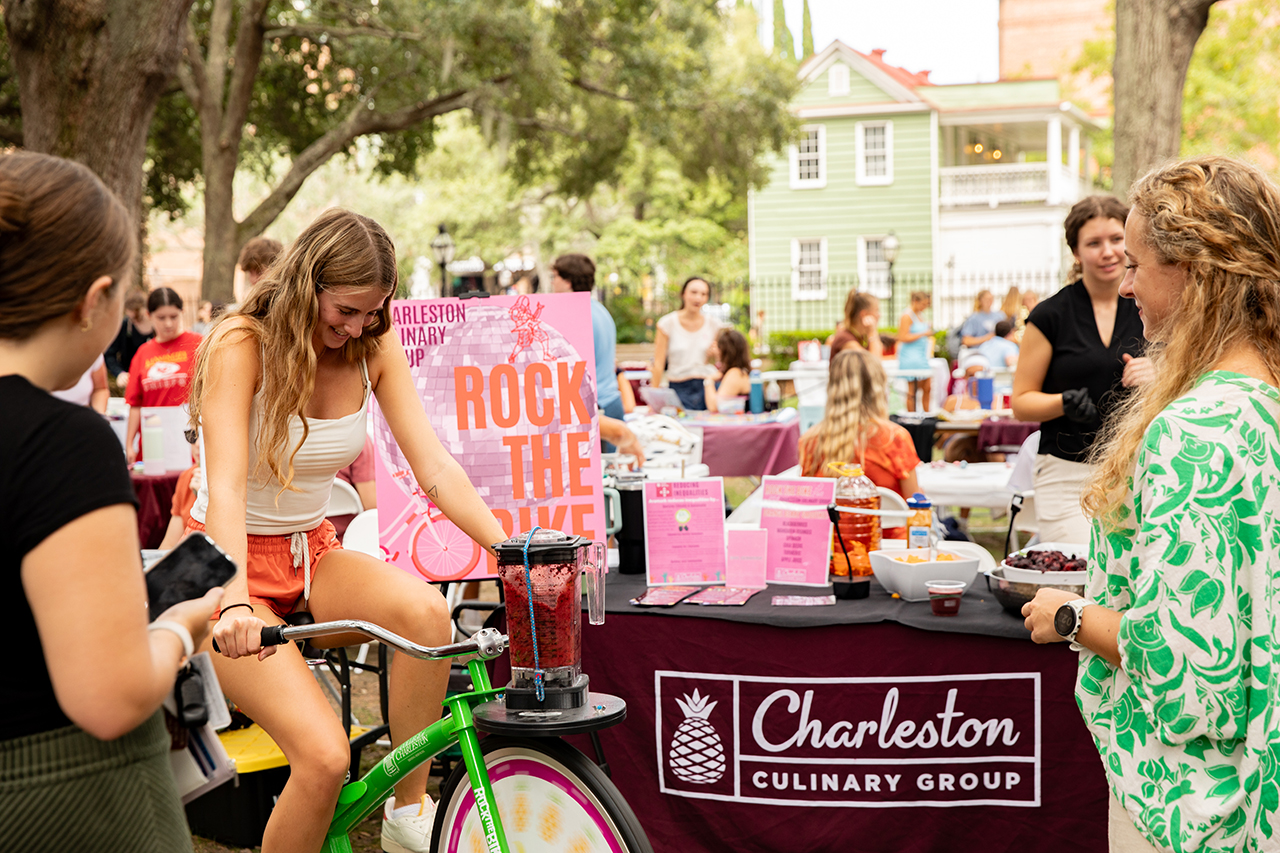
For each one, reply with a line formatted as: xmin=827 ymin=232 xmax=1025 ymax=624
xmin=894 ymin=553 xmax=959 ymax=564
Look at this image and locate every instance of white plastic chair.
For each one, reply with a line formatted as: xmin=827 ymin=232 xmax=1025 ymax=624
xmin=342 ymin=509 xmax=381 ymax=558
xmin=328 ymin=478 xmax=364 ymax=516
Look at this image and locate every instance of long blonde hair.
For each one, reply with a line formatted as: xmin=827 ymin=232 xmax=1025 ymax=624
xmin=1084 ymin=156 xmax=1280 ymax=522
xmin=808 ymin=350 xmax=891 ymax=473
xmin=188 ymin=209 xmax=397 ymax=491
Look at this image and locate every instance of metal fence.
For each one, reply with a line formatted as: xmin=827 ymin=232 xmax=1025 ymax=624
xmin=602 ymin=269 xmax=1068 ymax=342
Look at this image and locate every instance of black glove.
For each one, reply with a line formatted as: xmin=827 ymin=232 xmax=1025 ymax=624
xmin=1061 ymin=388 xmax=1099 ymax=425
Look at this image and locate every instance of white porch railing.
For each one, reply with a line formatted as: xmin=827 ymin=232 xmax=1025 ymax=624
xmin=940 ymin=163 xmax=1082 ymax=208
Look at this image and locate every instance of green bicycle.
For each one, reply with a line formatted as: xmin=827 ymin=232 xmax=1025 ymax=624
xmin=258 ymin=618 xmax=652 ymax=853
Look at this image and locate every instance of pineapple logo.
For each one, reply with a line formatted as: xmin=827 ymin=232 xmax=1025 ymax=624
xmin=668 ymin=689 xmax=726 ymax=784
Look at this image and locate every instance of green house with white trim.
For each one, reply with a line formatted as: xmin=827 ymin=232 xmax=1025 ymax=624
xmin=748 ymin=40 xmax=1103 ymax=333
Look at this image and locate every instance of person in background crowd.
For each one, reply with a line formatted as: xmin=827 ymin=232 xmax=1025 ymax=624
xmin=999 ymin=286 xmax=1021 ymax=321
xmin=104 ymin=288 xmax=153 ymax=386
xmin=896 ymin=291 xmax=933 ymax=411
xmin=962 ymin=318 xmax=1020 ymax=376
xmin=652 ymin=276 xmax=721 ymax=410
xmin=232 ymin=236 xmax=283 ymax=310
xmin=1020 ymin=289 xmax=1040 ymax=318
xmin=192 ymin=300 xmax=214 ymax=335
xmin=124 ymin=287 xmax=202 ymax=465
xmin=0 ymin=150 xmax=219 ymax=852
xmin=959 ymin=289 xmax=1006 ymax=348
xmin=828 ymin=290 xmax=884 ymax=357
xmin=50 ymin=353 xmax=109 ymax=413
xmin=616 ymin=368 xmax=637 ymax=414
xmin=799 ymin=349 xmax=919 ymax=500
xmin=1012 ymin=194 xmax=1152 ymax=542
xmin=337 ymin=434 xmax=378 ymax=514
xmin=158 ymin=435 xmax=202 ymax=551
xmin=189 ymin=208 xmax=508 ymax=853
xmin=1024 ymin=155 xmax=1280 ymax=853
xmin=703 ymin=328 xmax=752 ymax=412
xmin=551 ymin=253 xmax=623 ymax=422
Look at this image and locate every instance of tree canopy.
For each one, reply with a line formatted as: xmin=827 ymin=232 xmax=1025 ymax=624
xmin=146 ymin=0 xmax=798 ymax=299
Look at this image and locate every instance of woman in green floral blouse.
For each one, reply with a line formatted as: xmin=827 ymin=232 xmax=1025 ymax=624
xmin=1023 ymin=156 xmax=1280 ymax=852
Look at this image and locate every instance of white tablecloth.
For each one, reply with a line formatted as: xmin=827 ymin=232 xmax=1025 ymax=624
xmin=915 ymin=462 xmax=1014 ymax=509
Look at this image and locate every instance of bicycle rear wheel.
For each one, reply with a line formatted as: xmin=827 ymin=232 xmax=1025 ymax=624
xmin=431 ymin=736 xmax=653 ymax=853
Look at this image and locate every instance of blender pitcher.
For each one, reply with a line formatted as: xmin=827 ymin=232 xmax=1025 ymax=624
xmin=494 ymin=530 xmax=605 ymax=709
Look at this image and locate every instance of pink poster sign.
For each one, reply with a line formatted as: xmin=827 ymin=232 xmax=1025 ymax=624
xmin=371 ymin=293 xmax=603 ymax=582
xmin=760 ymin=476 xmax=834 ymax=587
xmin=643 ymin=478 xmax=727 ymax=586
xmin=725 ymin=528 xmax=768 ymax=589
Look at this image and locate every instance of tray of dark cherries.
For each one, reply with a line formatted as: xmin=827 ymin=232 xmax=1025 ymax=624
xmin=1003 ymin=549 xmax=1087 ymax=573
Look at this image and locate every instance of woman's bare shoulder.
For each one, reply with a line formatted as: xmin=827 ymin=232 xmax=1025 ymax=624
xmin=203 ymin=318 xmax=262 ymax=373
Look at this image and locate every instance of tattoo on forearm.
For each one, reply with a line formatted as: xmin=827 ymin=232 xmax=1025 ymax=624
xmin=427 ymin=485 xmax=439 ymax=502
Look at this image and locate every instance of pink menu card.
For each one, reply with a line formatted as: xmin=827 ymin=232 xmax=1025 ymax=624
xmin=643 ymin=478 xmax=727 ymax=586
xmin=760 ymin=476 xmax=834 ymax=587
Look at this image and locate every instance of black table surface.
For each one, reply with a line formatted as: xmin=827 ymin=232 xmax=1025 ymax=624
xmin=603 ymin=568 xmax=1032 ymax=640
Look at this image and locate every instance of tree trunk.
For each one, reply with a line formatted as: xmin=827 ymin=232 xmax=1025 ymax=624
xmin=201 ymin=150 xmax=241 ymax=304
xmin=1112 ymin=0 xmax=1217 ymax=196
xmin=4 ymin=0 xmax=193 ymax=224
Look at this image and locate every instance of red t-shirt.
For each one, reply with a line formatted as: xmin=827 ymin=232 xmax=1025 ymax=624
xmin=124 ymin=331 xmax=202 ymax=408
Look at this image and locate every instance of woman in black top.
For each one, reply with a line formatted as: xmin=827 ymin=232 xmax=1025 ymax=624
xmin=1012 ymin=195 xmax=1153 ymax=542
xmin=104 ymin=288 xmax=154 ymax=383
xmin=0 ymin=152 xmax=220 ymax=850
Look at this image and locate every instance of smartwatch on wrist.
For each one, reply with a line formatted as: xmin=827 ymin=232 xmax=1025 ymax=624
xmin=1054 ymin=598 xmax=1089 ymax=651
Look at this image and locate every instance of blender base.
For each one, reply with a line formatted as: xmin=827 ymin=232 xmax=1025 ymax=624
xmin=473 ymin=691 xmax=628 ymax=737
xmin=505 ymin=673 xmax=590 ymax=711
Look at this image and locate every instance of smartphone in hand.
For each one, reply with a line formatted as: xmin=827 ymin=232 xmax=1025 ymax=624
xmin=146 ymin=533 xmax=237 ymax=622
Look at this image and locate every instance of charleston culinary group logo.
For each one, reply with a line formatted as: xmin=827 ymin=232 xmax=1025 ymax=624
xmin=657 ymin=671 xmax=1040 ymax=808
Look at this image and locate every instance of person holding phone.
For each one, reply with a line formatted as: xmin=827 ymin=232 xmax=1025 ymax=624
xmin=0 ymin=152 xmax=221 ymax=850
xmin=187 ymin=208 xmax=508 ymax=853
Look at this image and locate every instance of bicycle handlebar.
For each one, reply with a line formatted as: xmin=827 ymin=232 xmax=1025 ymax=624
xmin=257 ymin=621 xmax=508 ymax=661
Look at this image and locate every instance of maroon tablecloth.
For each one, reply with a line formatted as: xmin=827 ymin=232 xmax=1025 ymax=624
xmin=977 ymin=419 xmax=1039 ymax=453
xmin=490 ymin=573 xmax=1107 ymax=853
xmin=131 ymin=470 xmax=181 ymax=549
xmin=698 ymin=420 xmax=800 ymax=478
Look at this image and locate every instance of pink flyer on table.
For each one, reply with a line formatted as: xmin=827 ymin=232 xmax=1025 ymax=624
xmin=760 ymin=476 xmax=834 ymax=587
xmin=643 ymin=478 xmax=727 ymax=586
xmin=725 ymin=528 xmax=768 ymax=588
xmin=370 ymin=293 xmax=603 ymax=582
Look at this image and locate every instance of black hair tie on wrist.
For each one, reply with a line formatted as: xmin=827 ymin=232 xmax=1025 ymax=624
xmin=219 ymin=602 xmax=254 ymax=618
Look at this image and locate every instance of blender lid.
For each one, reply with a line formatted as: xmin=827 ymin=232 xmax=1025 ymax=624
xmin=495 ymin=529 xmax=590 ymax=564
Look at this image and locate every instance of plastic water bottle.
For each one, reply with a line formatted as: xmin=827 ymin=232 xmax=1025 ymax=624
xmin=749 ymin=369 xmax=763 ymax=414
xmin=142 ymin=414 xmax=165 ymax=476
xmin=764 ymin=379 xmax=781 ymax=412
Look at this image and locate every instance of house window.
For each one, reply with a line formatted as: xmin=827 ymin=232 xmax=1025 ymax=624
xmin=789 ymin=125 xmax=826 ymax=189
xmin=856 ymin=121 xmax=894 ymax=186
xmin=859 ymin=236 xmax=891 ymax=299
xmin=791 ymin=237 xmax=828 ymax=301
xmin=828 ymin=64 xmax=850 ymax=97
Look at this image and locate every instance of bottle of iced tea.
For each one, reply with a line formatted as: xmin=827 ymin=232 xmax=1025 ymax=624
xmin=829 ymin=463 xmax=880 ymax=577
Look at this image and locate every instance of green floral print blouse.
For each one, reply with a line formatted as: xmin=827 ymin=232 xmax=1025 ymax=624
xmin=1079 ymin=371 xmax=1280 ymax=852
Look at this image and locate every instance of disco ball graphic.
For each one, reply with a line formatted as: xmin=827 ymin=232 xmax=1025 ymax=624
xmin=373 ymin=300 xmax=599 ymax=516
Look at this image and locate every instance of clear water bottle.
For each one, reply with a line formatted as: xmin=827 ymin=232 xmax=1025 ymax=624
xmin=764 ymin=379 xmax=781 ymax=412
xmin=749 ymin=368 xmax=763 ymax=414
xmin=830 ymin=463 xmax=880 ymax=577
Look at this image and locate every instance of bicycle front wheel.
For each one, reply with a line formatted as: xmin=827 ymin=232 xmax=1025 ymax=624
xmin=431 ymin=736 xmax=654 ymax=853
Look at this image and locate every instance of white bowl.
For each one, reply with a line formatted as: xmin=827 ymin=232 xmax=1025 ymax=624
xmin=717 ymin=397 xmax=747 ymax=414
xmin=1000 ymin=541 xmax=1089 ymax=585
xmin=870 ymin=548 xmax=981 ymax=602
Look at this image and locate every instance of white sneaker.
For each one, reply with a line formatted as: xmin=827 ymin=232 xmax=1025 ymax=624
xmin=381 ymin=794 xmax=437 ymax=853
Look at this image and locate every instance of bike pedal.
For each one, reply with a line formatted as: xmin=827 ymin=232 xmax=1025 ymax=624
xmin=304 ymin=658 xmax=327 ymax=668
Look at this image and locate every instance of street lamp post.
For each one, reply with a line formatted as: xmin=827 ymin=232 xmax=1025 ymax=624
xmin=882 ymin=231 xmax=901 ymax=316
xmin=430 ymin=224 xmax=456 ymax=297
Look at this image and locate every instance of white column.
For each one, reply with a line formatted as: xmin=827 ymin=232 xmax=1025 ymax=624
xmin=1068 ymin=126 xmax=1081 ymax=202
xmin=1046 ymin=116 xmax=1062 ymax=206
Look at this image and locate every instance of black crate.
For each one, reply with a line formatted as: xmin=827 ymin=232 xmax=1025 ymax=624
xmin=186 ymin=765 xmax=290 ymax=848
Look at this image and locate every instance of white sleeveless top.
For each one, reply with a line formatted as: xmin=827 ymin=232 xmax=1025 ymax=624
xmin=192 ymin=358 xmax=370 ymax=536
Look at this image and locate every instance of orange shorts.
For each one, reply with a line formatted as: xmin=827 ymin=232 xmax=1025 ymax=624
xmin=185 ymin=519 xmax=343 ymax=620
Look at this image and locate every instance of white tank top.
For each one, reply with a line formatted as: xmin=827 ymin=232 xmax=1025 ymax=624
xmin=192 ymin=358 xmax=370 ymax=535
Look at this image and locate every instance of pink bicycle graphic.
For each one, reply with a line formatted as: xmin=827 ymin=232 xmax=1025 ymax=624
xmin=408 ymin=506 xmax=484 ymax=582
